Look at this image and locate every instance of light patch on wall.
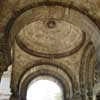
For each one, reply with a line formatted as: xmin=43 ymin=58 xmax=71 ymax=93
xmin=27 ymin=80 xmax=63 ymax=100
xmin=0 ymin=65 xmax=12 ymax=100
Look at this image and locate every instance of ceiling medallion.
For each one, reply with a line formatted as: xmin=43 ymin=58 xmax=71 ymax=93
xmin=47 ymin=20 xmax=56 ymax=28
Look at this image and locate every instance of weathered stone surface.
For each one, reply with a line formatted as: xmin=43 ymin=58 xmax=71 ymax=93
xmin=10 ymin=6 xmax=97 ymax=99
xmin=0 ymin=0 xmax=99 ymax=100
xmin=17 ymin=19 xmax=83 ymax=55
xmin=0 ymin=0 xmax=100 ymax=27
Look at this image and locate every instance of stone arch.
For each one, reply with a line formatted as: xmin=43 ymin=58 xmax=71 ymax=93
xmin=17 ymin=59 xmax=78 ymax=87
xmin=79 ymin=42 xmax=97 ymax=100
xmin=18 ymin=62 xmax=74 ymax=100
xmin=4 ymin=1 xmax=100 ymax=64
xmin=3 ymin=2 xmax=100 ymax=100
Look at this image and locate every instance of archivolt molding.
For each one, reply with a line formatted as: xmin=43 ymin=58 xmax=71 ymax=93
xmin=17 ymin=59 xmax=78 ymax=89
xmin=18 ymin=63 xmax=73 ymax=100
xmin=79 ymin=42 xmax=96 ymax=99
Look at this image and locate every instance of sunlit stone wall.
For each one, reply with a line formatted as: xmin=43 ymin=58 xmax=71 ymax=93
xmin=0 ymin=66 xmax=12 ymax=100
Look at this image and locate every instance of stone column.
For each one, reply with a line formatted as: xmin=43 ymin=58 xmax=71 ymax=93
xmin=0 ymin=24 xmax=11 ymax=71
xmin=0 ymin=66 xmax=12 ymax=100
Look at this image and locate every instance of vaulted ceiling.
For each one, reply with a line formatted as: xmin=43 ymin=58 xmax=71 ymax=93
xmin=0 ymin=0 xmax=100 ymax=100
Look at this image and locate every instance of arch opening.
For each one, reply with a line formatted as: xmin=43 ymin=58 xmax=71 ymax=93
xmin=26 ymin=77 xmax=64 ymax=100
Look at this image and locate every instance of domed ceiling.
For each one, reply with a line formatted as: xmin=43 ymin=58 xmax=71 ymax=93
xmin=16 ymin=20 xmax=85 ymax=58
xmin=8 ymin=5 xmax=97 ymax=98
xmin=0 ymin=0 xmax=99 ymax=100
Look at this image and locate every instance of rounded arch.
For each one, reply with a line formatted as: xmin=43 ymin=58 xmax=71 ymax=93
xmin=93 ymin=83 xmax=100 ymax=100
xmin=79 ymin=42 xmax=97 ymax=100
xmin=18 ymin=63 xmax=73 ymax=100
xmin=17 ymin=59 xmax=78 ymax=90
xmin=5 ymin=2 xmax=100 ymax=63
